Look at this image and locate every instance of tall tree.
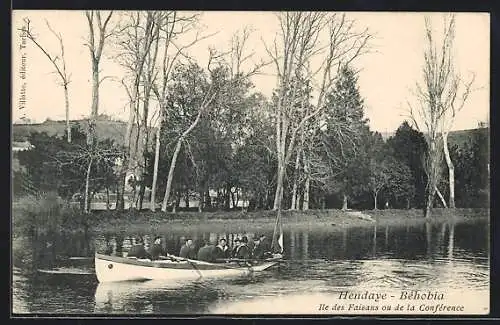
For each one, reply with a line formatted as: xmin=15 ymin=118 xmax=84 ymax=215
xmin=115 ymin=11 xmax=161 ymax=210
xmin=386 ymin=121 xmax=427 ymax=208
xmin=265 ymin=12 xmax=371 ymax=212
xmin=365 ymin=132 xmax=389 ymax=210
xmin=159 ymin=62 xmax=211 ymax=212
xmin=321 ymin=65 xmax=370 ymax=210
xmin=158 ymin=27 xmax=266 ymax=212
xmin=407 ymin=14 xmax=474 ymax=217
xmin=150 ymin=12 xmax=207 ymax=211
xmin=84 ymin=10 xmax=114 ymax=146
xmin=23 ymin=18 xmax=72 ymax=143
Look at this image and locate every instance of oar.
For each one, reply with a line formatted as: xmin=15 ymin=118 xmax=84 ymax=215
xmin=38 ymin=267 xmax=95 ymax=275
xmin=68 ymin=256 xmax=93 ymax=260
xmin=54 ymin=255 xmax=94 ymax=261
xmin=159 ymin=255 xmax=204 ymax=278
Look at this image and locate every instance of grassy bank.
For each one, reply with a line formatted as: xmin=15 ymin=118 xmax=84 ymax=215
xmin=12 ymin=194 xmax=488 ymax=235
xmin=85 ymin=207 xmax=489 ymax=234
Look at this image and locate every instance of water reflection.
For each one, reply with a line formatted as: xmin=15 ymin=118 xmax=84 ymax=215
xmin=12 ymin=219 xmax=489 ymax=314
xmin=448 ymin=222 xmax=455 ymax=261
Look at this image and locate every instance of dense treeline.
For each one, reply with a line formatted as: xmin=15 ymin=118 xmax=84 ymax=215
xmin=14 ymin=64 xmax=489 ymax=211
xmin=13 ymin=11 xmax=489 ymax=216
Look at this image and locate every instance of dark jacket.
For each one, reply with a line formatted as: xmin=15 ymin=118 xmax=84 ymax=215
xmin=179 ymin=244 xmax=196 ymax=259
xmin=197 ymin=245 xmax=216 ymax=262
xmin=236 ymin=244 xmax=251 ymax=259
xmin=259 ymin=237 xmax=271 ymax=252
xmin=148 ymin=244 xmax=165 ymax=260
xmin=128 ymin=244 xmax=148 ymax=259
xmin=252 ymin=242 xmax=265 ymax=259
xmin=247 ymin=240 xmax=255 ymax=252
xmin=214 ymin=245 xmax=231 ymax=260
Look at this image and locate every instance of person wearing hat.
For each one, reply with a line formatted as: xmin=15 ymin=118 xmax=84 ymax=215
xmin=231 ymin=238 xmax=241 ymax=258
xmin=127 ymin=237 xmax=149 ymax=259
xmin=236 ymin=236 xmax=251 ymax=260
xmin=148 ymin=236 xmax=166 ymax=260
xmin=197 ymin=240 xmax=217 ymax=262
xmin=179 ymin=238 xmax=196 ymax=259
xmin=215 ymin=238 xmax=231 ymax=260
xmin=252 ymin=235 xmax=264 ymax=259
xmin=259 ymin=234 xmax=272 ymax=256
xmin=252 ymin=234 xmax=272 ymax=259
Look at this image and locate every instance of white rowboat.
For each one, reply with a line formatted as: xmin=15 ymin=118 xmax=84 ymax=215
xmin=95 ymin=253 xmax=281 ymax=283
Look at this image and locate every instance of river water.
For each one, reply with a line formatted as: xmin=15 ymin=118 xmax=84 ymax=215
xmin=12 ymin=218 xmax=489 ymax=315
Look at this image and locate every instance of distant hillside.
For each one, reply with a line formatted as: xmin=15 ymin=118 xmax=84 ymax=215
xmin=447 ymin=127 xmax=489 ymax=149
xmin=12 ymin=119 xmax=489 ymax=152
xmin=12 ymin=118 xmax=155 ymax=146
xmin=383 ymin=127 xmax=489 ymax=149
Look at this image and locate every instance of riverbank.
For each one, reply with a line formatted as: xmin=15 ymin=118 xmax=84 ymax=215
xmin=12 ymin=196 xmax=488 ymax=235
xmin=86 ymin=208 xmax=489 ymax=234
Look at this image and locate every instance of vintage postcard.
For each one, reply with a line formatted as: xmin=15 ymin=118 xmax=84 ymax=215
xmin=11 ymin=10 xmax=490 ymax=316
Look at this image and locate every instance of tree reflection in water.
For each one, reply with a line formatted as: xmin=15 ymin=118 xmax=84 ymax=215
xmin=11 ymin=219 xmax=488 ymax=314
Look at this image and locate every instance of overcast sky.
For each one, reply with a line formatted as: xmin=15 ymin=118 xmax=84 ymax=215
xmin=12 ymin=11 xmax=489 ymax=132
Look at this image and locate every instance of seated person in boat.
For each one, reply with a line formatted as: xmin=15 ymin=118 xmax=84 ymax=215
xmin=253 ymin=234 xmax=273 ymax=259
xmin=148 ymin=236 xmax=166 ymax=260
xmin=214 ymin=238 xmax=231 ymax=260
xmin=197 ymin=240 xmax=217 ymax=262
xmin=231 ymin=238 xmax=241 ymax=257
xmin=179 ymin=238 xmax=196 ymax=259
xmin=252 ymin=236 xmax=264 ymax=259
xmin=127 ymin=237 xmax=149 ymax=259
xmin=235 ymin=236 xmax=251 ymax=260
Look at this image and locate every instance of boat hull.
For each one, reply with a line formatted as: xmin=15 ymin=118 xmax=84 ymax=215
xmin=95 ymin=253 xmax=279 ymax=283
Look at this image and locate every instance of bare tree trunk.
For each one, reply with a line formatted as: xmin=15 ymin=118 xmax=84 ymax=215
xmin=290 ymin=149 xmax=301 ymax=210
xmin=84 ymin=157 xmax=93 ymax=213
xmin=302 ymin=149 xmax=310 ymax=210
xmin=231 ymin=189 xmax=236 ymax=209
xmin=173 ymin=192 xmax=181 ymax=212
xmin=373 ymin=192 xmax=378 ymax=210
xmin=408 ymin=15 xmax=473 ymax=217
xmin=117 ymin=86 xmax=138 ymax=212
xmin=225 ymin=183 xmax=231 ymax=210
xmin=105 ymin=186 xmax=110 ymax=211
xmin=172 ymin=193 xmax=177 ymax=213
xmin=268 ymin=13 xmax=370 ymax=212
xmin=236 ymin=189 xmax=240 ymax=209
xmin=435 ymin=186 xmax=448 ymax=208
xmin=442 ymin=132 xmax=455 ymax=208
xmin=185 ymin=190 xmax=190 ymax=208
xmin=88 ymin=60 xmax=99 ymax=145
xmin=198 ymin=190 xmax=204 ymax=212
xmin=64 ymin=84 xmax=71 ymax=143
xmin=342 ymin=194 xmax=348 ymax=211
xmin=161 ymin=138 xmax=183 ymax=212
xmin=150 ymin=124 xmax=161 ymax=211
xmin=424 ymin=188 xmax=436 ymax=218
xmin=85 ymin=11 xmax=114 ymax=144
xmin=264 ymin=187 xmax=269 ymax=210
xmin=24 ymin=20 xmax=74 ymax=144
xmin=206 ymin=189 xmax=211 ymax=208
xmin=303 ymin=176 xmax=310 ymax=210
xmin=161 ymin=94 xmax=213 ymax=212
xmin=116 ymin=168 xmax=126 ymax=211
xmin=423 ymin=137 xmax=441 ymax=218
xmin=273 ymin=160 xmax=285 ymax=210
xmin=137 ymin=182 xmax=146 ymax=210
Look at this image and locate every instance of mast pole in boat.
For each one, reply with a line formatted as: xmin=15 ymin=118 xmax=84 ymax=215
xmin=271 ymin=208 xmax=284 ymax=254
